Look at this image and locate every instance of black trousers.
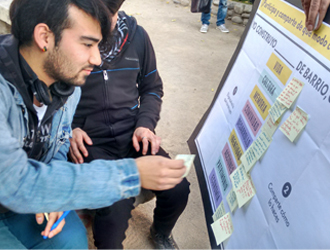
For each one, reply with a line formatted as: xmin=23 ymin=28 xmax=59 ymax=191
xmin=83 ymin=136 xmax=191 ymax=249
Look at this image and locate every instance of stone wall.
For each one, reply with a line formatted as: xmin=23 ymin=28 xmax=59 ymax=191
xmin=226 ymin=1 xmax=253 ymax=26
xmin=0 ymin=0 xmax=11 ymax=34
xmin=0 ymin=20 xmax=10 ymax=34
xmin=173 ymin=0 xmax=253 ymax=26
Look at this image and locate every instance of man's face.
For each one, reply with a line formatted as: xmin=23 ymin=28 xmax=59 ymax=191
xmin=44 ymin=5 xmax=102 ymax=86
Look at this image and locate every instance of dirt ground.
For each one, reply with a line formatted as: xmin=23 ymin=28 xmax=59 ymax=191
xmin=116 ymin=0 xmax=245 ymax=249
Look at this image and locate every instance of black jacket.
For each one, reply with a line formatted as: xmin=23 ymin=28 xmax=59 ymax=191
xmin=73 ymin=12 xmax=163 ymax=141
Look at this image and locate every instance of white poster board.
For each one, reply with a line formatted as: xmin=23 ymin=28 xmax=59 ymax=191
xmin=189 ymin=0 xmax=330 ymax=248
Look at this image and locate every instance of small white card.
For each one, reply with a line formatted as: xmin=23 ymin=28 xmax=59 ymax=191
xmin=175 ymin=154 xmax=195 ymax=178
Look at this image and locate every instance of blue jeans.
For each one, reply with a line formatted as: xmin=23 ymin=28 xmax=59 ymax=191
xmin=201 ymin=0 xmax=228 ymax=26
xmin=0 ymin=211 xmax=87 ymax=249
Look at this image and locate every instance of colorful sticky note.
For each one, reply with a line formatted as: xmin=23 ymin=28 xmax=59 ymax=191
xmin=279 ymin=106 xmax=309 ymax=142
xmin=269 ymin=100 xmax=287 ymax=123
xmin=252 ymin=131 xmax=272 ymax=160
xmin=277 ymin=77 xmax=305 ymax=108
xmin=226 ymin=189 xmax=238 ymax=213
xmin=211 ymin=213 xmax=234 ymax=245
xmin=230 ymin=165 xmax=248 ymax=191
xmin=235 ymin=178 xmax=256 ymax=208
xmin=212 ymin=201 xmax=226 ymax=222
xmin=262 ymin=115 xmax=281 ymax=138
xmin=240 ymin=146 xmax=257 ymax=173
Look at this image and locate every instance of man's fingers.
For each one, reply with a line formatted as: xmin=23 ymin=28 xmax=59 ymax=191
xmin=165 ymin=165 xmax=186 ymax=178
xmin=150 ymin=136 xmax=161 ymax=155
xmin=142 ymin=137 xmax=149 ymax=155
xmin=69 ymin=147 xmax=79 ymax=164
xmin=166 ymin=159 xmax=187 ymax=170
xmin=42 ymin=212 xmax=61 ymax=237
xmin=318 ymin=0 xmax=330 ymax=29
xmin=132 ymin=135 xmax=140 ymax=152
xmin=36 ymin=213 xmax=44 ymax=224
xmin=151 ymin=173 xmax=184 ymax=191
xmin=48 ymin=219 xmax=65 ymax=238
xmin=69 ymin=128 xmax=92 ymax=164
xmin=136 ymin=156 xmax=185 ymax=191
xmin=70 ymin=142 xmax=84 ymax=164
xmin=77 ymin=140 xmax=88 ymax=158
xmin=306 ymin=0 xmax=321 ymax=30
xmin=302 ymin=0 xmax=310 ymax=16
xmin=70 ymin=136 xmax=86 ymax=164
xmin=82 ymin=132 xmax=93 ymax=146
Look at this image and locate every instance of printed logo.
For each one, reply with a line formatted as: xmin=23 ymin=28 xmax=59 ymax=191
xmin=282 ymin=182 xmax=292 ymax=198
xmin=125 ymin=57 xmax=139 ymax=61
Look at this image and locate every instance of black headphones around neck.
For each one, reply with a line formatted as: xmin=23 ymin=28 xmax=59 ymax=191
xmin=31 ymin=79 xmax=75 ymax=105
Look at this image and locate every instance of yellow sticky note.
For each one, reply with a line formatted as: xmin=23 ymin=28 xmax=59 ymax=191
xmin=240 ymin=146 xmax=257 ymax=173
xmin=269 ymin=100 xmax=287 ymax=123
xmin=252 ymin=131 xmax=272 ymax=160
xmin=230 ymin=164 xmax=248 ymax=191
xmin=226 ymin=189 xmax=238 ymax=213
xmin=279 ymin=106 xmax=309 ymax=142
xmin=277 ymin=78 xmax=305 ymax=108
xmin=211 ymin=213 xmax=234 ymax=246
xmin=262 ymin=116 xmax=281 ymax=138
xmin=235 ymin=178 xmax=256 ymax=208
xmin=212 ymin=201 xmax=226 ymax=222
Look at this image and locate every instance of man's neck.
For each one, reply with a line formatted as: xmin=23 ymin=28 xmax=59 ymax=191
xmin=19 ymin=45 xmax=54 ymax=88
xmin=33 ymin=96 xmax=43 ymax=107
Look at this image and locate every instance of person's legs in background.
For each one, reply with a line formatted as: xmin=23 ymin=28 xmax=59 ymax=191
xmin=216 ymin=0 xmax=229 ymax=32
xmin=200 ymin=1 xmax=212 ymax=33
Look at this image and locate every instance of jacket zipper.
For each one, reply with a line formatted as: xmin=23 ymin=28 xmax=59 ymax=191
xmin=102 ymin=70 xmax=114 ymax=136
xmin=103 ymin=70 xmax=109 ymax=81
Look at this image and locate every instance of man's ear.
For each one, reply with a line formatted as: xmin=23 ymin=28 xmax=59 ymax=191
xmin=33 ymin=23 xmax=54 ymax=52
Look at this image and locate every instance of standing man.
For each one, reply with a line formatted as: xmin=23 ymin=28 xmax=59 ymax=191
xmin=200 ymin=0 xmax=229 ymax=33
xmin=0 ymin=0 xmax=186 ymax=248
xmin=69 ymin=0 xmax=190 ymax=249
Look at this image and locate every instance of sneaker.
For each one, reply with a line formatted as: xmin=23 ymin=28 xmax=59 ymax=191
xmin=217 ymin=24 xmax=229 ymax=33
xmin=150 ymin=225 xmax=179 ymax=250
xmin=200 ymin=24 xmax=209 ymax=33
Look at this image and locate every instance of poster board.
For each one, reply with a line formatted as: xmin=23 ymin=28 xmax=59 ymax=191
xmin=188 ymin=0 xmax=330 ymax=248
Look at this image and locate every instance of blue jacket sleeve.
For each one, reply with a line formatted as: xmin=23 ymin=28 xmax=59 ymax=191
xmin=0 ymin=80 xmax=140 ymax=214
